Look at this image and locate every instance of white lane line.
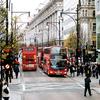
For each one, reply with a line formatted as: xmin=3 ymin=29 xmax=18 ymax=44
xmin=76 ymin=82 xmax=85 ymax=89
xmin=68 ymin=77 xmax=85 ymax=89
xmin=39 ymin=69 xmax=46 ymax=76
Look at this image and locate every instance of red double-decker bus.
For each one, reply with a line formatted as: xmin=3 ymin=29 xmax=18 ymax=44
xmin=39 ymin=46 xmax=68 ymax=77
xmin=21 ymin=45 xmax=37 ymax=71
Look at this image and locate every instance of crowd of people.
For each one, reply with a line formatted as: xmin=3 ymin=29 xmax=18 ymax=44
xmin=0 ymin=51 xmax=20 ymax=100
xmin=1 ymin=52 xmax=20 ymax=83
xmin=67 ymin=62 xmax=100 ymax=97
xmin=68 ymin=63 xmax=100 ymax=78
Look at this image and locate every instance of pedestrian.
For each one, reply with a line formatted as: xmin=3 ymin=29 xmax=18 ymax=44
xmin=13 ymin=58 xmax=20 ymax=79
xmin=77 ymin=65 xmax=80 ymax=76
xmin=95 ymin=65 xmax=99 ymax=79
xmin=80 ymin=64 xmax=84 ymax=77
xmin=0 ymin=79 xmax=2 ymax=100
xmin=2 ymin=81 xmax=10 ymax=100
xmin=69 ymin=64 xmax=73 ymax=77
xmin=4 ymin=52 xmax=15 ymax=79
xmin=4 ymin=64 xmax=11 ymax=85
xmin=92 ymin=64 xmax=96 ymax=77
xmin=84 ymin=75 xmax=92 ymax=97
xmin=84 ymin=64 xmax=91 ymax=77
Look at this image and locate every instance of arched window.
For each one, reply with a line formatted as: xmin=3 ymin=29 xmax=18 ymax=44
xmin=83 ymin=10 xmax=84 ymax=16
xmin=85 ymin=10 xmax=87 ymax=16
xmin=88 ymin=0 xmax=91 ymax=5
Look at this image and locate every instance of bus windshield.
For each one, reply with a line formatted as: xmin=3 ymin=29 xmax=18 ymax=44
xmin=50 ymin=59 xmax=67 ymax=70
xmin=50 ymin=53 xmax=67 ymax=59
xmin=50 ymin=53 xmax=67 ymax=70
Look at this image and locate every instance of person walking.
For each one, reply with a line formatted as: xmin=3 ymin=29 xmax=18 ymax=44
xmin=13 ymin=58 xmax=20 ymax=79
xmin=2 ymin=81 xmax=10 ymax=100
xmin=95 ymin=65 xmax=99 ymax=79
xmin=84 ymin=64 xmax=91 ymax=77
xmin=84 ymin=75 xmax=92 ymax=97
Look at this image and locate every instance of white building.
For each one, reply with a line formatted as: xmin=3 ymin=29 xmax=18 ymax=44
xmin=63 ymin=0 xmax=96 ymax=48
xmin=95 ymin=0 xmax=100 ymax=63
xmin=25 ymin=0 xmax=63 ymax=46
xmin=79 ymin=0 xmax=96 ymax=48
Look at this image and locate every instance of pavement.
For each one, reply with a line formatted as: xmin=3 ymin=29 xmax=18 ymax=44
xmin=68 ymin=74 xmax=100 ymax=94
xmin=9 ymin=78 xmax=22 ymax=100
xmin=8 ymin=74 xmax=100 ymax=100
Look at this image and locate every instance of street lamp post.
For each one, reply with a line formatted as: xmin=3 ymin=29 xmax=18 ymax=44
xmin=6 ymin=0 xmax=8 ymax=45
xmin=46 ymin=23 xmax=49 ymax=46
xmin=11 ymin=11 xmax=30 ymax=46
xmin=0 ymin=33 xmax=4 ymax=81
xmin=11 ymin=3 xmax=13 ymax=46
xmin=0 ymin=32 xmax=5 ymax=99
xmin=39 ymin=28 xmax=48 ymax=48
xmin=38 ymin=29 xmax=44 ymax=48
xmin=60 ymin=0 xmax=81 ymax=65
xmin=58 ymin=18 xmax=61 ymax=46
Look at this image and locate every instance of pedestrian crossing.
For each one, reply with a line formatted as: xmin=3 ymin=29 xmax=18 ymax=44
xmin=25 ymin=82 xmax=82 ymax=92
xmin=9 ymin=75 xmax=100 ymax=94
xmin=10 ymin=81 xmax=83 ymax=93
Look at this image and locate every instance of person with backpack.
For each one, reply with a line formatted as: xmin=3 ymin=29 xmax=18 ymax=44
xmin=2 ymin=81 xmax=10 ymax=100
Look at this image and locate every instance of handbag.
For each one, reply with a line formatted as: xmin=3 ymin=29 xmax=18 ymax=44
xmin=3 ymin=87 xmax=9 ymax=94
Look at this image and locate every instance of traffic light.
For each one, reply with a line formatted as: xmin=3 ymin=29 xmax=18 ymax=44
xmin=96 ymin=51 xmax=98 ymax=58
xmin=83 ymin=49 xmax=86 ymax=64
xmin=83 ymin=49 xmax=85 ymax=57
xmin=94 ymin=49 xmax=98 ymax=58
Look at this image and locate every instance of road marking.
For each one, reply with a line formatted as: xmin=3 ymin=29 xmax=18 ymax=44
xmin=39 ymin=69 xmax=46 ymax=76
xmin=23 ymin=82 xmax=82 ymax=92
xmin=76 ymin=82 xmax=84 ymax=89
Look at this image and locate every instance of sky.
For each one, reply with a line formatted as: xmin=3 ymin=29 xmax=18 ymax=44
xmin=11 ymin=0 xmax=49 ymax=16
xmin=11 ymin=0 xmax=49 ymax=31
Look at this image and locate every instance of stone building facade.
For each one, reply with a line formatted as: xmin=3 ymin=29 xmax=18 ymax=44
xmin=79 ymin=0 xmax=96 ymax=48
xmin=63 ymin=0 xmax=96 ymax=49
xmin=95 ymin=0 xmax=100 ymax=62
xmin=25 ymin=0 xmax=63 ymax=46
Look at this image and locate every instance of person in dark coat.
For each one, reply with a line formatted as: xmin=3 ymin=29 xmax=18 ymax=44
xmin=4 ymin=53 xmax=15 ymax=83
xmin=95 ymin=65 xmax=99 ymax=79
xmin=84 ymin=75 xmax=92 ymax=97
xmin=13 ymin=58 xmax=19 ymax=79
xmin=84 ymin=64 xmax=91 ymax=77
